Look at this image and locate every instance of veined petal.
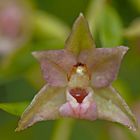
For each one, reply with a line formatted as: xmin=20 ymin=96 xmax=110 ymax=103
xmin=93 ymin=86 xmax=137 ymax=131
xmin=32 ymin=52 xmax=68 ymax=86
xmin=91 ymin=46 xmax=129 ymax=88
xmin=16 ymin=85 xmax=66 ymax=131
xmin=32 ymin=49 xmax=77 ymax=73
xmin=65 ymin=13 xmax=95 ymax=56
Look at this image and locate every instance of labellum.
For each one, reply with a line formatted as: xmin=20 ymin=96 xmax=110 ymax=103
xmin=70 ymin=88 xmax=88 ymax=104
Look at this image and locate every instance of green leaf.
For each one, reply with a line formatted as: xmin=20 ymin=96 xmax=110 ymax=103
xmin=86 ymin=0 xmax=106 ymax=34
xmin=0 ymin=43 xmax=35 ymax=79
xmin=65 ymin=13 xmax=95 ymax=56
xmin=129 ymin=0 xmax=140 ymax=13
xmin=124 ymin=18 xmax=140 ymax=38
xmin=98 ymin=5 xmax=123 ymax=48
xmin=33 ymin=11 xmax=69 ymax=41
xmin=0 ymin=102 xmax=29 ymax=116
xmin=113 ymin=79 xmax=132 ymax=103
xmin=24 ymin=63 xmax=45 ymax=89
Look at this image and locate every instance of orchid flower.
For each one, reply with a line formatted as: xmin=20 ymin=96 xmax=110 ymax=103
xmin=16 ymin=14 xmax=137 ymax=131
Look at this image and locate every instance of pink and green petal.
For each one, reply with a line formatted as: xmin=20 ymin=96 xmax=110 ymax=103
xmin=91 ymin=46 xmax=129 ymax=88
xmin=65 ymin=14 xmax=95 ymax=56
xmin=32 ymin=49 xmax=77 ymax=73
xmin=16 ymin=85 xmax=66 ymax=131
xmin=78 ymin=47 xmax=95 ymax=70
xmin=33 ymin=52 xmax=68 ymax=86
xmin=93 ymin=86 xmax=137 ymax=131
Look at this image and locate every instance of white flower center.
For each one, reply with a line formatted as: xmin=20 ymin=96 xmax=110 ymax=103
xmin=68 ymin=63 xmax=90 ymax=88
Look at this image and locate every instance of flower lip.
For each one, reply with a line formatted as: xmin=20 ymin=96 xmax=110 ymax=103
xmin=69 ymin=87 xmax=88 ymax=103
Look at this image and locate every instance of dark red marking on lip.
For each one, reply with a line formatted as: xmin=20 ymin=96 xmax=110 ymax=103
xmin=70 ymin=88 xmax=88 ymax=103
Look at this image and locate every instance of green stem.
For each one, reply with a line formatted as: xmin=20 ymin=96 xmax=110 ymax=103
xmin=51 ymin=119 xmax=75 ymax=140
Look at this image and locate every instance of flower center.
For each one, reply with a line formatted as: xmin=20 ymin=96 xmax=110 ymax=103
xmin=69 ymin=88 xmax=88 ymax=103
xmin=68 ymin=63 xmax=90 ymax=88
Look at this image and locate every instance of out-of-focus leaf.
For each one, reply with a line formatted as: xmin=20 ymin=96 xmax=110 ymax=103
xmin=31 ymin=39 xmax=64 ymax=51
xmin=119 ymin=47 xmax=140 ymax=99
xmin=132 ymin=102 xmax=140 ymax=126
xmin=124 ymin=18 xmax=140 ymax=38
xmin=86 ymin=0 xmax=106 ymax=34
xmin=0 ymin=43 xmax=35 ymax=79
xmin=94 ymin=86 xmax=137 ymax=131
xmin=129 ymin=0 xmax=140 ymax=13
xmin=113 ymin=79 xmax=132 ymax=103
xmin=33 ymin=11 xmax=69 ymax=41
xmin=98 ymin=5 xmax=123 ymax=48
xmin=0 ymin=102 xmax=29 ymax=116
xmin=24 ymin=63 xmax=45 ymax=89
xmin=109 ymin=125 xmax=139 ymax=140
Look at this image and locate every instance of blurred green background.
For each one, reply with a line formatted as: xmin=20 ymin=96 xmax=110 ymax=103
xmin=0 ymin=0 xmax=140 ymax=140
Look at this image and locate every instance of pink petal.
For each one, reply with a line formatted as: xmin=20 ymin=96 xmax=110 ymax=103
xmin=78 ymin=47 xmax=95 ymax=68
xmin=93 ymin=86 xmax=137 ymax=131
xmin=79 ymin=46 xmax=129 ymax=88
xmin=16 ymin=85 xmax=66 ymax=131
xmin=32 ymin=51 xmax=69 ymax=86
xmin=33 ymin=49 xmax=77 ymax=73
xmin=59 ymin=101 xmax=97 ymax=121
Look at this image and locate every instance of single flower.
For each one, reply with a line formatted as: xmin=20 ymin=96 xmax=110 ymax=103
xmin=16 ymin=14 xmax=137 ymax=131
